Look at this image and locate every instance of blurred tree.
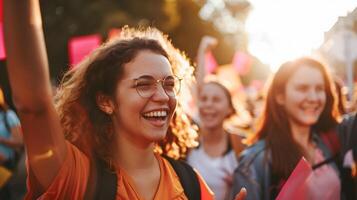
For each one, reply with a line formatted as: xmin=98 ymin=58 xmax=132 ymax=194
xmin=37 ymin=0 xmax=234 ymax=83
xmin=170 ymin=0 xmax=235 ymax=65
xmin=0 ymin=0 xmax=267 ymax=90
xmin=0 ymin=0 xmax=271 ymax=112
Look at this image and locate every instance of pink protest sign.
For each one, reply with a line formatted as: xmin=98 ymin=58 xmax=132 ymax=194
xmin=0 ymin=0 xmax=3 ymax=23
xmin=205 ymin=50 xmax=217 ymax=74
xmin=276 ymin=157 xmax=312 ymax=200
xmin=0 ymin=0 xmax=3 ymax=22
xmin=0 ymin=23 xmax=5 ymax=60
xmin=68 ymin=34 xmax=102 ymax=67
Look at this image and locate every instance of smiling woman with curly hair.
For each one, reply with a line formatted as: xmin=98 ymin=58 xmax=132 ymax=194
xmin=3 ymin=0 xmax=223 ymax=199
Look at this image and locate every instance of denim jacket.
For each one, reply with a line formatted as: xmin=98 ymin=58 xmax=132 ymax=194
xmin=229 ymin=113 xmax=356 ymax=200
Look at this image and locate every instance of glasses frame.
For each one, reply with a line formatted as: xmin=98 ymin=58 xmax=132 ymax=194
xmin=133 ymin=75 xmax=183 ymax=98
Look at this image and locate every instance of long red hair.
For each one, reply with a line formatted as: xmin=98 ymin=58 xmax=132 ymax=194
xmin=249 ymin=57 xmax=340 ymax=179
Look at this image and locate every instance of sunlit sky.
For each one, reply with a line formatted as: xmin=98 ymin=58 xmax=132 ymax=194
xmin=246 ymin=0 xmax=357 ymax=72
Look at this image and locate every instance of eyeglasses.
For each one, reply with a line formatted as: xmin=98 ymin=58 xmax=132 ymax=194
xmin=133 ymin=75 xmax=182 ymax=98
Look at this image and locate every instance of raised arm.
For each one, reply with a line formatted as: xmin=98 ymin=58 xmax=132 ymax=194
xmin=4 ymin=0 xmax=67 ymax=191
xmin=196 ymin=36 xmax=217 ymax=89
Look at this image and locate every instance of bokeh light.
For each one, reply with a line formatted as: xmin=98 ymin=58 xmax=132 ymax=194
xmin=246 ymin=0 xmax=357 ymax=71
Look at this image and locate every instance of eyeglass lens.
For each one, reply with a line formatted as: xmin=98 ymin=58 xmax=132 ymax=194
xmin=135 ymin=76 xmax=181 ymax=98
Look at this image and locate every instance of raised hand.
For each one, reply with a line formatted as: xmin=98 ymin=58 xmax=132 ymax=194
xmin=198 ymin=36 xmax=218 ymax=53
xmin=196 ymin=35 xmax=218 ymax=88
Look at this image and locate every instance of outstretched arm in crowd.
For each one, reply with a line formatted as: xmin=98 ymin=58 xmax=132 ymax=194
xmin=196 ymin=36 xmax=217 ymax=89
xmin=4 ymin=0 xmax=67 ymax=192
xmin=190 ymin=35 xmax=217 ymax=110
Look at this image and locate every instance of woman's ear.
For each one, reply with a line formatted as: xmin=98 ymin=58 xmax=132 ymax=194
xmin=96 ymin=93 xmax=115 ymax=115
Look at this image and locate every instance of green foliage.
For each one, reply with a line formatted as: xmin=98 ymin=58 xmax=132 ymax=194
xmin=38 ymin=0 xmax=268 ymax=85
xmin=39 ymin=0 xmax=234 ymax=82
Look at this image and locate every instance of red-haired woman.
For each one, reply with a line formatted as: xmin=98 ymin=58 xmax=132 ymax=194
xmin=230 ymin=57 xmax=356 ymax=199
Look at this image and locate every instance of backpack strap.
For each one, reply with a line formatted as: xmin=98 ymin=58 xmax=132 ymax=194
xmin=313 ymin=130 xmax=341 ymax=170
xmin=92 ymin=155 xmax=202 ymax=200
xmin=162 ymin=155 xmax=201 ymax=200
xmin=94 ymin=158 xmax=117 ymax=200
xmin=320 ymin=130 xmax=341 ymax=157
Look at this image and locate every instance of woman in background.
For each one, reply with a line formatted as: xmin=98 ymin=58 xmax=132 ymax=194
xmin=230 ymin=57 xmax=356 ymax=199
xmin=187 ymin=36 xmax=244 ymax=200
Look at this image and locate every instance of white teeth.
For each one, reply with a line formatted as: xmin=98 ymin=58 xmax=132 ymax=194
xmin=143 ymin=111 xmax=168 ymax=117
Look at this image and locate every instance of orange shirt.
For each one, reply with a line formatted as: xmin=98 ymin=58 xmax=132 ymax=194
xmin=25 ymin=142 xmax=214 ymax=200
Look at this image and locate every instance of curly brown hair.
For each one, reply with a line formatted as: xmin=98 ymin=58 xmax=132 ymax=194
xmin=55 ymin=27 xmax=198 ymax=164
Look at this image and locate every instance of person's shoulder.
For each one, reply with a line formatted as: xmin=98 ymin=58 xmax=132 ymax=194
xmin=232 ymin=140 xmax=269 ymax=194
xmin=339 ymin=112 xmax=356 ymax=127
xmin=186 ymin=144 xmax=202 ymax=161
xmin=336 ymin=112 xmax=357 ymax=143
xmin=237 ymin=140 xmax=267 ymax=168
xmin=240 ymin=140 xmax=266 ymax=158
xmin=5 ymin=109 xmax=20 ymax=124
xmin=6 ymin=109 xmax=17 ymax=117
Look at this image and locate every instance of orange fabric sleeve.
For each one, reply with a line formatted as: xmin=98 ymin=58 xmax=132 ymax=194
xmin=25 ymin=142 xmax=90 ymax=200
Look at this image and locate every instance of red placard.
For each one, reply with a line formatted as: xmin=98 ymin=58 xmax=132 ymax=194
xmin=0 ymin=23 xmax=6 ymax=60
xmin=276 ymin=157 xmax=312 ymax=200
xmin=68 ymin=34 xmax=102 ymax=68
xmin=0 ymin=0 xmax=3 ymax=23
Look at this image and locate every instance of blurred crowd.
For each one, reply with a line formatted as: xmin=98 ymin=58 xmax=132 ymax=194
xmin=1 ymin=0 xmax=357 ymax=200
